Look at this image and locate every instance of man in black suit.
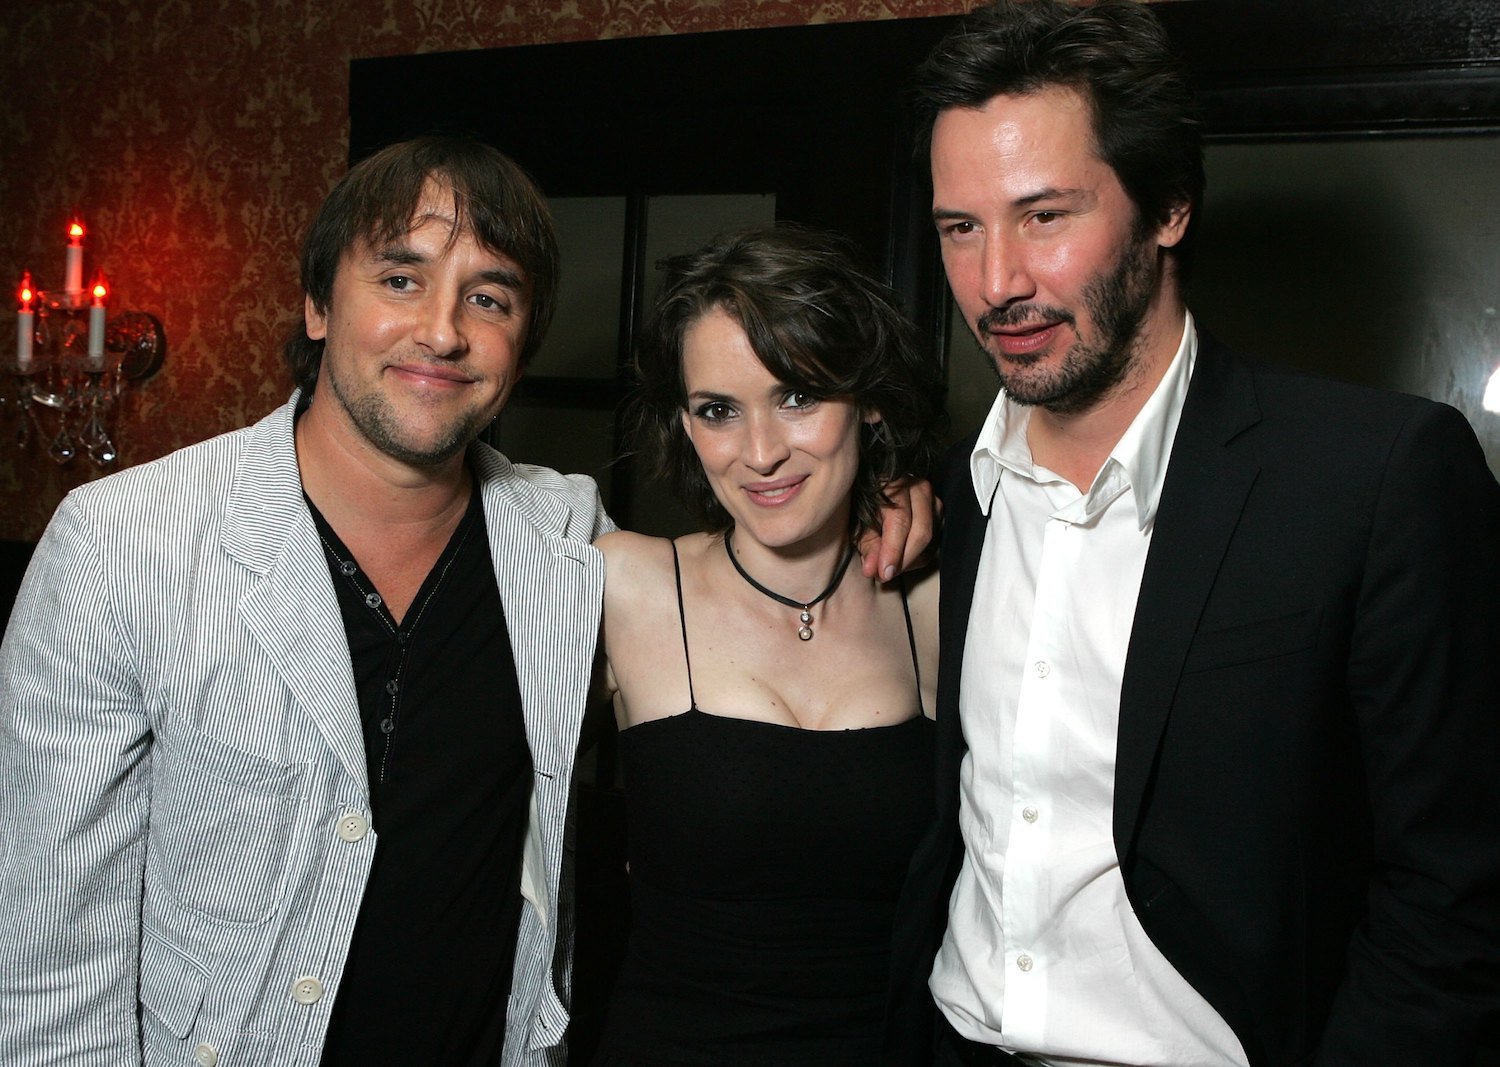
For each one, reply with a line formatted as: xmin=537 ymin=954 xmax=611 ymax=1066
xmin=890 ymin=2 xmax=1500 ymax=1065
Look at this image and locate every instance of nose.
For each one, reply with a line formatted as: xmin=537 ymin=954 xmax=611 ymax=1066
xmin=411 ymin=292 xmax=467 ymax=359
xmin=980 ymin=235 xmax=1035 ymax=309
xmin=742 ymin=410 xmax=791 ymax=474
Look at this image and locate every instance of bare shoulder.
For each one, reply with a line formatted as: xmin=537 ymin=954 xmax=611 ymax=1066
xmin=597 ymin=530 xmax=694 ymax=620
xmin=597 ymin=530 xmax=675 ymax=583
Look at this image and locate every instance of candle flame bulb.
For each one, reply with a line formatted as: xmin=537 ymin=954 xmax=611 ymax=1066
xmin=17 ymin=270 xmax=36 ymax=367
xmin=87 ymin=271 xmax=108 ymax=364
xmin=65 ymin=218 xmax=86 ymax=297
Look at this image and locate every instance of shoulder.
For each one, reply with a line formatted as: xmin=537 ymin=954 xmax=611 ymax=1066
xmin=470 ymin=443 xmax=617 ymax=540
xmin=1196 ymin=336 xmax=1485 ymax=465
xmin=55 ymin=402 xmax=291 ymax=553
xmin=68 ymin=410 xmax=271 ymax=512
xmin=597 ymin=530 xmax=682 ymax=599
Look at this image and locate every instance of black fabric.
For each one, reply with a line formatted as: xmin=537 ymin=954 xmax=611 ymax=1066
xmin=595 ymin=707 xmax=935 ymax=1066
xmin=934 ymin=1013 xmax=1024 ymax=1066
xmin=311 ymin=487 xmax=532 ymax=1067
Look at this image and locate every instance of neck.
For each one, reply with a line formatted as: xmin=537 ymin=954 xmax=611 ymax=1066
xmin=295 ymin=392 xmax=472 ymax=543
xmin=722 ymin=508 xmax=856 ymax=606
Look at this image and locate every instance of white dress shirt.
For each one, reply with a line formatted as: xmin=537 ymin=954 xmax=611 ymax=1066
xmin=929 ymin=314 xmax=1248 ymax=1067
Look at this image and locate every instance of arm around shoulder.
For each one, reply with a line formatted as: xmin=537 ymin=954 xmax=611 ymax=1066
xmin=0 ymin=496 xmax=151 ymax=1063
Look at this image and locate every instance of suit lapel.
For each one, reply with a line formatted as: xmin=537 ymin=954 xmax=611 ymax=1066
xmin=1113 ymin=338 xmax=1262 ymax=854
xmin=937 ymin=435 xmax=986 ymax=805
xmin=223 ymin=402 xmax=368 ymax=790
xmin=474 ymin=450 xmax=603 ymax=783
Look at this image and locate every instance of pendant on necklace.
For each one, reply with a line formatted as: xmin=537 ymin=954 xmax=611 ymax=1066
xmin=723 ymin=528 xmax=853 ymax=645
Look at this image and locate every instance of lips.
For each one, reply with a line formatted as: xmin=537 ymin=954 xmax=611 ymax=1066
xmin=743 ymin=475 xmax=807 ymax=507
xmin=389 ymin=363 xmax=475 ymax=386
xmin=988 ymin=322 xmax=1062 ymax=358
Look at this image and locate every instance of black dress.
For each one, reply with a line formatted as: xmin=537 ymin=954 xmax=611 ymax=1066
xmin=592 ymin=545 xmax=935 ymax=1066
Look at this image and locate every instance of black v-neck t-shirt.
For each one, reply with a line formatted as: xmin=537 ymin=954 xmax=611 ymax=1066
xmin=312 ymin=486 xmax=532 ymax=1066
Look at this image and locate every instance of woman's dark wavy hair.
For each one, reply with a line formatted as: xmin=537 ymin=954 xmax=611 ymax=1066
xmin=629 ymin=224 xmax=947 ymax=536
xmin=912 ymin=0 xmax=1204 ymax=273
xmin=283 ymin=135 xmax=559 ymax=393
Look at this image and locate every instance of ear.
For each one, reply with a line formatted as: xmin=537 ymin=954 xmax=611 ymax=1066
xmin=862 ymin=408 xmax=884 ymax=426
xmin=304 ymin=294 xmax=328 ymax=341
xmin=1156 ymin=200 xmax=1192 ymax=250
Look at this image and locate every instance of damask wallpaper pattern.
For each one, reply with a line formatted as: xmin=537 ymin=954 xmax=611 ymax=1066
xmin=0 ymin=0 xmax=966 ymax=541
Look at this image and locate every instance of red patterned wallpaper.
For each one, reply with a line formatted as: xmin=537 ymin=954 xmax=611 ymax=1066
xmin=0 ymin=0 xmax=967 ymax=541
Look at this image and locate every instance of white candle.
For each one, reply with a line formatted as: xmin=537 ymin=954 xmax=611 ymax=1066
xmin=16 ymin=312 xmax=33 ymax=370
xmin=16 ymin=272 xmax=34 ymax=370
xmin=88 ymin=278 xmax=107 ymax=368
xmin=65 ymin=220 xmax=85 ymax=298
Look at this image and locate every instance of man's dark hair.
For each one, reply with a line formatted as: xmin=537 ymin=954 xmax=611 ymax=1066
xmin=629 ymin=224 xmax=946 ymax=536
xmin=913 ymin=0 xmax=1204 ymax=270
xmin=283 ymin=135 xmax=560 ymax=392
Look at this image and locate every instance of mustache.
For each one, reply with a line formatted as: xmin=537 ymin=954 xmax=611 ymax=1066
xmin=977 ymin=303 xmax=1076 ymax=333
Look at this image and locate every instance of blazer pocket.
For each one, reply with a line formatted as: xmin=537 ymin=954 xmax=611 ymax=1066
xmin=139 ymin=930 xmax=208 ymax=1040
xmin=1182 ymin=608 xmax=1319 ymax=674
xmin=150 ymin=729 xmax=307 ymax=924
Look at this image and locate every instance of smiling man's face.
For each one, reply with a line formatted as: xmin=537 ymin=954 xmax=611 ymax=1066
xmin=303 ymin=179 xmax=531 ymax=469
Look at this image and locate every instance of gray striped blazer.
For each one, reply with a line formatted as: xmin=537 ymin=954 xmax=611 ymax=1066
xmin=0 ymin=397 xmax=611 ymax=1066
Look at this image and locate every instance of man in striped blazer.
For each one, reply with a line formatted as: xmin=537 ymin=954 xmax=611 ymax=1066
xmin=0 ymin=137 xmax=606 ymax=1066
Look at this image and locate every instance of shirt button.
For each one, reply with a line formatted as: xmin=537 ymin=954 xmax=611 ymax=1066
xmin=339 ymin=561 xmax=356 ymax=577
xmin=292 ymin=975 xmax=325 ymax=1004
xmin=194 ymin=1044 xmax=218 ymax=1067
xmin=1022 ymin=805 xmax=1039 ymax=823
xmin=1034 ymin=661 xmax=1051 ymax=678
xmin=336 ymin=813 xmax=369 ymax=842
xmin=379 ymin=717 xmax=395 ymax=734
xmin=364 ymin=592 xmax=382 ymax=609
xmin=385 ymin=679 xmax=399 ymax=696
xmin=1016 ymin=954 xmax=1034 ymax=972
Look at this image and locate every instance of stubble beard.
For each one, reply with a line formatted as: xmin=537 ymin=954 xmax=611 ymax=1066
xmin=327 ymin=363 xmax=490 ymax=469
xmin=975 ymin=232 xmax=1160 ymax=417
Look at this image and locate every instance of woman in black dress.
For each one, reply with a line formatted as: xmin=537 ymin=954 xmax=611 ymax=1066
xmin=592 ymin=224 xmax=946 ymax=1066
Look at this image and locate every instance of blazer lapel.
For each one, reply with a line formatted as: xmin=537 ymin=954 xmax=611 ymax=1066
xmin=937 ymin=436 xmax=987 ymax=807
xmin=475 ymin=450 xmax=603 ymax=783
xmin=223 ymin=402 xmax=367 ymax=790
xmin=1113 ymin=338 xmax=1262 ymax=855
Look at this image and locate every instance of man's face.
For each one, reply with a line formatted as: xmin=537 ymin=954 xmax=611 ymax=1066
xmin=931 ymin=87 xmax=1185 ymax=416
xmin=304 ymin=180 xmax=530 ymax=469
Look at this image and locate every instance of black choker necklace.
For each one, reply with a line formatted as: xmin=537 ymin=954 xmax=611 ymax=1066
xmin=723 ymin=528 xmax=856 ymax=641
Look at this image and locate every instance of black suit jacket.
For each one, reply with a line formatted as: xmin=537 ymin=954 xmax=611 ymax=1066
xmin=886 ymin=336 xmax=1500 ymax=1065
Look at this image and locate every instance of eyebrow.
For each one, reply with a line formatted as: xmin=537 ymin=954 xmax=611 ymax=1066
xmin=686 ymin=390 xmax=734 ymax=404
xmin=932 ymin=186 xmax=1089 ymax=221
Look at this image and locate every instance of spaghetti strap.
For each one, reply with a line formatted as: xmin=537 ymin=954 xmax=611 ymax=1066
xmin=670 ymin=540 xmax=698 ymax=711
xmin=898 ymin=575 xmax=922 ymax=704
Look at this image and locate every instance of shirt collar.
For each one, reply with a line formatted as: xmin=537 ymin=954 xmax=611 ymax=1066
xmin=970 ymin=311 xmax=1198 ymax=529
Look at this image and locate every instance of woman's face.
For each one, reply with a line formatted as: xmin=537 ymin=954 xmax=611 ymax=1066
xmin=680 ymin=305 xmax=867 ymax=550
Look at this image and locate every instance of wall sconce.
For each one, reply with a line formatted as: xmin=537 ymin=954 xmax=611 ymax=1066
xmin=5 ymin=219 xmax=165 ymax=467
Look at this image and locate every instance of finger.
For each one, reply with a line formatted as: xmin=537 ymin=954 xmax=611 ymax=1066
xmin=901 ymin=479 xmax=936 ymax=571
